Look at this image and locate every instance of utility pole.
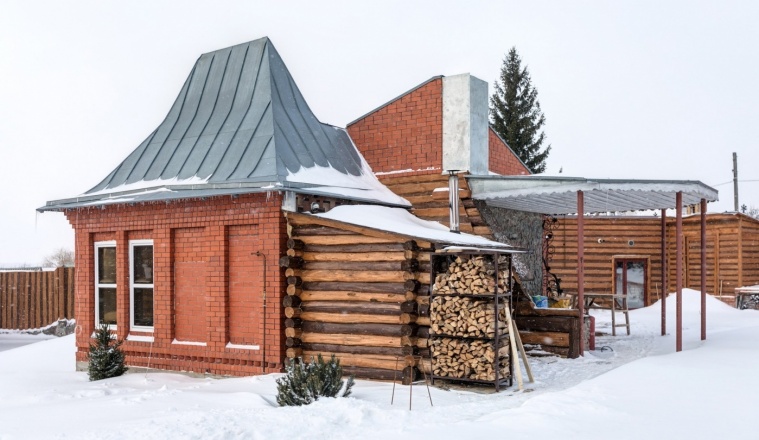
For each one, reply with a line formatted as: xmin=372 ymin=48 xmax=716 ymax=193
xmin=733 ymin=152 xmax=739 ymax=212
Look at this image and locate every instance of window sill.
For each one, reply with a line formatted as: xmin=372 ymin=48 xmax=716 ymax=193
xmin=126 ymin=334 xmax=155 ymax=343
xmin=226 ymin=342 xmax=260 ymax=350
xmin=172 ymin=339 xmax=207 ymax=347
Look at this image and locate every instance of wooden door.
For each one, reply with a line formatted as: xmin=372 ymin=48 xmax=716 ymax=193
xmin=614 ymin=258 xmax=648 ymax=309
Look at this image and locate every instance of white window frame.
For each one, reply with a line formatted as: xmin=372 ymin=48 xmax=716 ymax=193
xmin=94 ymin=241 xmax=117 ymax=329
xmin=129 ymin=239 xmax=155 ymax=332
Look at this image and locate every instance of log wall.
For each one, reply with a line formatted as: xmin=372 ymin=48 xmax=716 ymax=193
xmin=283 ymin=212 xmax=433 ymax=384
xmin=551 ymin=213 xmax=759 ymax=306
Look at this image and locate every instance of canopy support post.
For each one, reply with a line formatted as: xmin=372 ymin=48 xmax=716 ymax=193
xmin=577 ymin=190 xmax=585 ymax=355
xmin=701 ymin=198 xmax=707 ymax=341
xmin=676 ymin=191 xmax=683 ymax=352
xmin=661 ymin=208 xmax=667 ymax=336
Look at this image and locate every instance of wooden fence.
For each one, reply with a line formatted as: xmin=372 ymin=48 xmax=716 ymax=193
xmin=0 ymin=267 xmax=75 ymax=330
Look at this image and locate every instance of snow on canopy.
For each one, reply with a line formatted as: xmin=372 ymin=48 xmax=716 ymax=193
xmin=40 ymin=37 xmax=408 ymax=211
xmin=315 ymin=205 xmax=522 ymax=250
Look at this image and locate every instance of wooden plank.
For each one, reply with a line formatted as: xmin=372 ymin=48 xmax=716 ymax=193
xmin=518 ymin=331 xmax=570 ymax=348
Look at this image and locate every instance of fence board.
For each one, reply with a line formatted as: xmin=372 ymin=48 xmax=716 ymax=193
xmin=0 ymin=268 xmax=75 ymax=330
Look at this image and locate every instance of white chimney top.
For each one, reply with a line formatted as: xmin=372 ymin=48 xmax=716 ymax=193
xmin=442 ymin=73 xmax=489 ymax=175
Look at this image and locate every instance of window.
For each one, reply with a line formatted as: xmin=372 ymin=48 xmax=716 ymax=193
xmin=95 ymin=241 xmax=117 ymax=327
xmin=130 ymin=240 xmax=154 ymax=330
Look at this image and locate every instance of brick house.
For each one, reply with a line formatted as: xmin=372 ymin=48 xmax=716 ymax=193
xmin=40 ymin=37 xmax=415 ymax=375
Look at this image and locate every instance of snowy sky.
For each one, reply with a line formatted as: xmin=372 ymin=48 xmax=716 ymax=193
xmin=2 ymin=0 xmax=758 ymax=266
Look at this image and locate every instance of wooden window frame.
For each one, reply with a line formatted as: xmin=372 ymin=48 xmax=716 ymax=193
xmin=129 ymin=239 xmax=154 ymax=332
xmin=94 ymin=241 xmax=117 ymax=329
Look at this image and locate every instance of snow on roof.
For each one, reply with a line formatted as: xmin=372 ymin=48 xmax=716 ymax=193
xmin=315 ymin=205 xmax=522 ymax=251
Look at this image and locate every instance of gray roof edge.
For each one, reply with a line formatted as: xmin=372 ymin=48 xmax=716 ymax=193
xmin=346 ymin=75 xmax=445 ymax=127
xmin=38 ymin=181 xmax=411 ymax=212
xmin=467 ymin=174 xmax=718 ymax=196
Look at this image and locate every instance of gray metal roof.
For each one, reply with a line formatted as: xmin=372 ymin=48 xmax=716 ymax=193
xmin=41 ymin=37 xmax=407 ymax=211
xmin=468 ymin=175 xmax=719 ymax=215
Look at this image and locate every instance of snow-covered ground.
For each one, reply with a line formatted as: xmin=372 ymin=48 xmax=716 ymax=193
xmin=1 ymin=290 xmax=757 ymax=440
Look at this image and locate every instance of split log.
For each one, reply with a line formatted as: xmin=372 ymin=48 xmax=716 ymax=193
xmin=431 ymin=337 xmax=510 ymax=381
xmin=430 ymin=296 xmax=507 ymax=338
xmin=432 ymin=254 xmax=510 ymax=295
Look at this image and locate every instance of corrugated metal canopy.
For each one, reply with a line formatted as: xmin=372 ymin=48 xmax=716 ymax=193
xmin=468 ymin=175 xmax=718 ymax=215
xmin=40 ymin=37 xmax=407 ymax=212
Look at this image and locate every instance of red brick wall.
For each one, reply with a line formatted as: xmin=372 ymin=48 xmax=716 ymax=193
xmin=347 ymin=78 xmax=443 ymax=177
xmin=489 ymin=128 xmax=531 ymax=175
xmin=65 ymin=192 xmax=287 ymax=376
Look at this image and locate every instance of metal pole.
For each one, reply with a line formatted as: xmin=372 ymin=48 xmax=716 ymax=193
xmin=448 ymin=171 xmax=460 ymax=233
xmin=700 ymin=198 xmax=707 ymax=341
xmin=577 ymin=190 xmax=585 ymax=355
xmin=676 ymin=192 xmax=683 ymax=352
xmin=733 ymin=152 xmax=739 ymax=212
xmin=661 ymin=208 xmax=667 ymax=336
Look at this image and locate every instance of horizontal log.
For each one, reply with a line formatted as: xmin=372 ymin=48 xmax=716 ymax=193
xmin=514 ymin=316 xmax=575 ymax=333
xmin=402 ymin=346 xmax=431 ymax=356
xmin=285 ymin=318 xmax=302 ymax=328
xmin=279 ymin=256 xmax=304 ymax=268
xmin=301 ymin=321 xmax=410 ymax=337
xmin=282 ymin=296 xmax=301 ymax=308
xmin=299 ymin=290 xmax=406 ymax=303
xmin=286 ymin=286 xmax=302 ymax=296
xmin=302 ymin=281 xmax=407 ymax=294
xmin=519 ymin=331 xmax=570 ymax=348
xmin=285 ymin=307 xmax=302 ymax=318
xmin=287 ymin=239 xmax=305 ymax=250
xmin=299 ymin=312 xmax=404 ymax=325
xmin=285 ymin=328 xmax=302 ymax=338
xmin=404 ymin=280 xmax=421 ymax=292
xmin=301 ymin=332 xmax=404 ymax=348
xmin=292 ymin=225 xmax=356 ymax=236
xmin=286 ymin=249 xmax=304 ymax=257
xmin=301 ymin=251 xmax=406 ymax=262
xmin=400 ymin=313 xmax=417 ymax=324
xmin=298 ymin=235 xmax=397 ymax=246
xmin=287 ymin=276 xmax=302 ymax=287
xmin=306 ymin=243 xmax=407 ymax=253
xmin=416 ymin=316 xmax=431 ymax=326
xmin=286 ymin=348 xmax=302 ymax=358
xmin=286 ymin=337 xmax=301 ymax=348
xmin=300 ymin=270 xmax=407 ymax=283
xmin=302 ymin=351 xmax=408 ymax=370
xmin=431 ymin=188 xmax=472 ymax=200
xmin=298 ymin=261 xmax=414 ymax=272
xmin=342 ymin=366 xmax=405 ymax=381
xmin=298 ymin=301 xmax=401 ymax=316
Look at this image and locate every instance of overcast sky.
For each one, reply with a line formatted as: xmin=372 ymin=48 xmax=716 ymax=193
xmin=1 ymin=1 xmax=758 ymax=266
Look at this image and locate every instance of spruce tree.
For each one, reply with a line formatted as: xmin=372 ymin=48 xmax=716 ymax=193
xmin=490 ymin=47 xmax=551 ymax=174
xmin=88 ymin=323 xmax=128 ymax=381
xmin=276 ymin=354 xmax=355 ymax=406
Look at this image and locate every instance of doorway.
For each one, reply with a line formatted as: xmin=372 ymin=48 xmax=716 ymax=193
xmin=613 ymin=258 xmax=648 ymax=309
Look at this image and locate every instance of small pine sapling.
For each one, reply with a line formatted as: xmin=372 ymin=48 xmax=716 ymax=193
xmin=88 ymin=323 xmax=128 ymax=381
xmin=276 ymin=354 xmax=355 ymax=406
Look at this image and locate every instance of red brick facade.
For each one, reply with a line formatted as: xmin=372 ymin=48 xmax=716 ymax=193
xmin=66 ymin=193 xmax=287 ymax=376
xmin=488 ymin=128 xmax=530 ymax=175
xmin=348 ymin=77 xmax=530 ymax=178
xmin=347 ymin=78 xmax=443 ymax=177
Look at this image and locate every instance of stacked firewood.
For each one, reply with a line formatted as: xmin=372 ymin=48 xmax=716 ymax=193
xmin=433 ymin=255 xmax=509 ymax=295
xmin=429 ymin=296 xmax=507 ymax=337
xmin=431 ymin=338 xmax=510 ymax=380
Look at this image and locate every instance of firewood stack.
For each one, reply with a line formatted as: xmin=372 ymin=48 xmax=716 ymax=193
xmin=432 ymin=255 xmax=509 ymax=295
xmin=429 ymin=253 xmax=512 ymax=384
xmin=429 ymin=296 xmax=507 ymax=337
xmin=431 ymin=338 xmax=510 ymax=380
